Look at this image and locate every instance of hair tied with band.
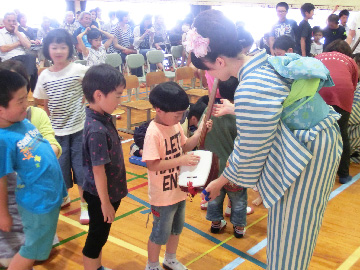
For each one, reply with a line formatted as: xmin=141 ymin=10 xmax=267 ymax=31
xmin=184 ymin=28 xmax=210 ymax=58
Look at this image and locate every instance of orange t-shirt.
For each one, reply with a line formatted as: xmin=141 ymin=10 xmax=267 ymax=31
xmin=142 ymin=121 xmax=188 ymax=206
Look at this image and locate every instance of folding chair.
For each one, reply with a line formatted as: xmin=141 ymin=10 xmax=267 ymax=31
xmin=125 ymin=54 xmax=146 ymax=83
xmin=105 ymin=53 xmax=122 ymax=72
xmin=124 ymin=75 xmax=140 ymax=102
xmin=146 ymin=50 xmax=175 ymax=80
xmin=74 ymin=59 xmax=87 ymax=66
xmin=143 ymin=71 xmax=167 ymax=99
xmin=175 ymin=66 xmax=196 ymax=89
xmin=170 ymin=45 xmax=184 ymax=69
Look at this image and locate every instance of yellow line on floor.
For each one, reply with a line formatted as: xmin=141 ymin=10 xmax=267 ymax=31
xmin=58 ymin=214 xmax=164 ymax=261
xmin=185 ymin=214 xmax=268 ymax=266
xmin=337 ymin=246 xmax=360 ymax=270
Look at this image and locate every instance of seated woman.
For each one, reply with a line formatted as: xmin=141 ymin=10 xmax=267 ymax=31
xmin=108 ymin=11 xmax=139 ymax=75
xmin=17 ymin=13 xmax=40 ymax=46
xmin=133 ymin=14 xmax=158 ymax=72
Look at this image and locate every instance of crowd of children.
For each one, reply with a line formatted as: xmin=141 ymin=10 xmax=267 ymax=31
xmin=1 ymin=2 xmax=360 ymax=270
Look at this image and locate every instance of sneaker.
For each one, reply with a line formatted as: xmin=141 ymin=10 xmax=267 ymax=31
xmin=200 ymin=202 xmax=208 ymax=210
xmin=233 ymin=226 xmax=246 ymax=238
xmin=61 ymin=195 xmax=71 ymax=209
xmin=163 ymin=258 xmax=188 ymax=270
xmin=225 ymin=205 xmax=231 ymax=217
xmin=247 ymin=206 xmax=254 ymax=215
xmin=210 ymin=220 xmax=227 ymax=234
xmin=145 ymin=263 xmax=164 ymax=270
xmin=130 ymin=143 xmax=140 ymax=156
xmin=339 ymin=175 xmax=352 ymax=184
xmin=80 ymin=202 xmax=90 ymax=225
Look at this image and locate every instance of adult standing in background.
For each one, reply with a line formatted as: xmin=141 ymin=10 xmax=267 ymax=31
xmin=102 ymin=11 xmax=117 ymax=34
xmin=269 ymin=2 xmax=298 ymax=55
xmin=347 ymin=12 xmax=360 ymax=54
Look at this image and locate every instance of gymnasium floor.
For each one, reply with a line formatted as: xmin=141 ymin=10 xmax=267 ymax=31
xmin=22 ymin=86 xmax=360 ymax=270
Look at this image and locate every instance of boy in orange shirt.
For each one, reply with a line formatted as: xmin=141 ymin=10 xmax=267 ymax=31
xmin=142 ymin=82 xmax=210 ymax=270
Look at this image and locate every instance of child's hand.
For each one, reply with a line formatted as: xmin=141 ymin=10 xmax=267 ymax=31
xmin=0 ymin=213 xmax=12 ymax=232
xmin=101 ymin=201 xmax=115 ymax=223
xmin=206 ymin=119 xmax=213 ymax=132
xmin=180 ymin=152 xmax=200 ymax=166
xmin=85 ymin=27 xmax=91 ymax=33
xmin=91 ymin=25 xmax=98 ymax=29
xmin=213 ymin=99 xmax=235 ymax=117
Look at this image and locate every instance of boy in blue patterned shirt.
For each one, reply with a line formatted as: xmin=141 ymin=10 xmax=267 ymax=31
xmin=81 ymin=64 xmax=128 ymax=270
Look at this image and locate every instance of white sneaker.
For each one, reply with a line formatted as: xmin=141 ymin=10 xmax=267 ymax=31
xmin=80 ymin=202 xmax=89 ymax=225
xmin=200 ymin=202 xmax=208 ymax=210
xmin=145 ymin=263 xmax=164 ymax=270
xmin=163 ymin=258 xmax=188 ymax=270
xmin=52 ymin=233 xmax=60 ymax=245
xmin=225 ymin=205 xmax=231 ymax=217
xmin=61 ymin=195 xmax=71 ymax=208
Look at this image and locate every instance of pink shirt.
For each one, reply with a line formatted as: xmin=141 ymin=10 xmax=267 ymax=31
xmin=142 ymin=121 xmax=188 ymax=206
xmin=316 ymin=52 xmax=359 ymax=113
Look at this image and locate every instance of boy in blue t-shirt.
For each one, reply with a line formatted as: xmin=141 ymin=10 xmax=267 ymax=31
xmin=0 ymin=70 xmax=67 ymax=270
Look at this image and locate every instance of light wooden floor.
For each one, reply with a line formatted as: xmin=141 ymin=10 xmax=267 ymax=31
xmin=25 ymin=85 xmax=360 ymax=270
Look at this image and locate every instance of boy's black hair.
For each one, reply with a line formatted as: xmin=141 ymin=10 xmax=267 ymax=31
xmin=188 ymin=101 xmax=207 ymax=121
xmin=325 ymin=40 xmax=352 ymax=57
xmin=149 ymin=82 xmax=189 ymax=112
xmin=218 ymin=76 xmax=239 ymax=102
xmin=300 ymin=3 xmax=315 ymax=18
xmin=273 ymin=35 xmax=295 ymax=51
xmin=87 ymin=28 xmax=101 ymax=43
xmin=0 ymin=60 xmax=30 ymax=93
xmin=328 ymin=14 xmax=339 ymax=24
xmin=0 ymin=70 xmax=28 ymax=108
xmin=82 ymin=64 xmax=126 ymax=103
xmin=339 ymin=10 xmax=350 ymax=18
xmin=312 ymin=26 xmax=323 ymax=35
xmin=42 ymin=29 xmax=74 ymax=60
xmin=276 ymin=2 xmax=289 ymax=11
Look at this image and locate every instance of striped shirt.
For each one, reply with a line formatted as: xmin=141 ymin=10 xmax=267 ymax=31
xmin=222 ymin=50 xmax=340 ymax=208
xmin=33 ymin=63 xmax=88 ymax=136
xmin=84 ymin=45 xmax=107 ymax=66
xmin=108 ymin=23 xmax=133 ymax=53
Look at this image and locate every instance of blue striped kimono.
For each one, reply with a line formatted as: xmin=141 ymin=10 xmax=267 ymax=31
xmin=348 ymin=83 xmax=360 ymax=163
xmin=222 ymin=50 xmax=342 ymax=270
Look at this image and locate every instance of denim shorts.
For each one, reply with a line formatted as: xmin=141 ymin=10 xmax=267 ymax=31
xmin=17 ymin=205 xmax=60 ymax=261
xmin=149 ymin=200 xmax=186 ymax=245
xmin=55 ymin=130 xmax=84 ymax=189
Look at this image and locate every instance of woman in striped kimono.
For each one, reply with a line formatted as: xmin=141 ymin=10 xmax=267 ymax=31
xmin=188 ymin=10 xmax=342 ymax=270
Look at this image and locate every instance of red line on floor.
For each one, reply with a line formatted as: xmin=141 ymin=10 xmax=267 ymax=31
xmin=128 ymin=182 xmax=148 ymax=192
xmin=63 ymin=208 xmax=81 ymax=216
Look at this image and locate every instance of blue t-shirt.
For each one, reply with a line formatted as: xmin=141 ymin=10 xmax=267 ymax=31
xmin=0 ymin=119 xmax=67 ymax=214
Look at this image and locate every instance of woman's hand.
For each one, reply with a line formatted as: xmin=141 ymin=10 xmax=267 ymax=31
xmin=213 ymin=99 xmax=235 ymax=117
xmin=201 ymin=176 xmax=229 ymax=203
